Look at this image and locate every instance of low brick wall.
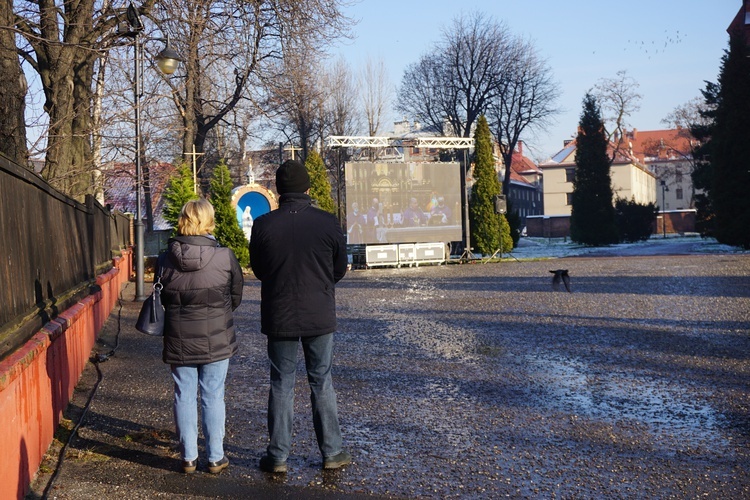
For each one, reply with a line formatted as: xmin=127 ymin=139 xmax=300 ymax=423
xmin=526 ymin=215 xmax=571 ymax=238
xmin=528 ymin=210 xmax=696 ymax=238
xmin=654 ymin=210 xmax=697 ymax=235
xmin=0 ymin=249 xmax=132 ymax=500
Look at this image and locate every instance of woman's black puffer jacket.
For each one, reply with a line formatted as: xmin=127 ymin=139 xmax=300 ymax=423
xmin=159 ymin=235 xmax=244 ymax=365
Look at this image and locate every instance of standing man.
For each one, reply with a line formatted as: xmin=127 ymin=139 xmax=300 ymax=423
xmin=347 ymin=202 xmax=364 ymax=244
xmin=364 ymin=197 xmax=380 ymax=242
xmin=249 ymin=159 xmax=350 ymax=473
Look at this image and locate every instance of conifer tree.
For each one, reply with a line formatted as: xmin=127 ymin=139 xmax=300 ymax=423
xmin=689 ymin=82 xmax=718 ymax=237
xmin=570 ymin=94 xmax=618 ymax=246
xmin=306 ymin=150 xmax=337 ymax=214
xmin=162 ymin=163 xmax=198 ymax=235
xmin=209 ymin=160 xmax=250 ymax=267
xmin=469 ymin=115 xmax=512 ymax=255
xmin=708 ymin=33 xmax=750 ymax=248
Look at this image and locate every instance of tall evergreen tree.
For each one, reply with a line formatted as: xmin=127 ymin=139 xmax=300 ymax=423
xmin=209 ymin=160 xmax=250 ymax=267
xmin=690 ymin=82 xmax=719 ymax=237
xmin=306 ymin=150 xmax=337 ymax=215
xmin=709 ymin=33 xmax=750 ymax=248
xmin=570 ymin=94 xmax=618 ymax=246
xmin=162 ymin=163 xmax=198 ymax=235
xmin=469 ymin=115 xmax=512 ymax=255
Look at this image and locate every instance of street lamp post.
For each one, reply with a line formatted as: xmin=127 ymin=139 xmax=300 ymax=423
xmin=660 ymin=179 xmax=669 ymax=238
xmin=124 ymin=2 xmax=181 ymax=300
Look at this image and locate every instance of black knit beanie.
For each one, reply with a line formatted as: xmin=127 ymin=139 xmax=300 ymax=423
xmin=276 ymin=159 xmax=310 ymax=194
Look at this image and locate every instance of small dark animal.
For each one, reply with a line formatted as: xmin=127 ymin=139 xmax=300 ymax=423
xmin=550 ymin=269 xmax=571 ymax=292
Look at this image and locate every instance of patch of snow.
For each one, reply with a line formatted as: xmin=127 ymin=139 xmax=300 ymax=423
xmin=504 ymin=234 xmax=749 ymax=260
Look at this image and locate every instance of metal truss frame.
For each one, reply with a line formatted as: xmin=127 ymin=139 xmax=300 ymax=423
xmin=325 ymin=134 xmax=477 ymax=262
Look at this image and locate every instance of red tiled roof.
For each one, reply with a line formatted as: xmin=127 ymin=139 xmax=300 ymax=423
xmin=542 ymin=138 xmax=643 ymax=167
xmin=511 ymin=152 xmax=541 ymax=175
xmin=509 ymin=170 xmax=534 ymax=186
xmin=621 ymin=129 xmax=693 ymax=163
xmin=508 ymin=144 xmax=541 ymax=186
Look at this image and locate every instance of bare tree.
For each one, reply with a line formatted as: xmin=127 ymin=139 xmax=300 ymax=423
xmin=592 ymin=70 xmax=642 ymax=146
xmin=327 ymin=57 xmax=361 ymax=137
xmin=397 ymin=11 xmax=512 ymax=137
xmin=662 ymin=96 xmax=715 ymax=135
xmin=11 ymin=0 xmax=147 ymax=199
xmin=155 ymin=0 xmax=353 ymax=190
xmin=396 ymin=54 xmax=449 ymax=134
xmin=4 ymin=0 xmax=352 ymax=199
xmin=396 ymin=10 xmax=560 ymax=198
xmin=96 ymin=27 xmax=184 ymax=229
xmin=360 ymin=56 xmax=392 ymax=136
xmin=486 ymin=40 xmax=560 ymax=195
xmin=0 ymin=0 xmax=27 ymax=165
xmin=264 ymin=52 xmax=329 ymax=162
xmin=655 ymin=96 xmax=716 ymax=207
xmin=321 ymin=57 xmax=359 ymax=219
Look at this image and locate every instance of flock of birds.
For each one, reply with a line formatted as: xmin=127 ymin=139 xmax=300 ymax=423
xmin=624 ymin=30 xmax=685 ymax=59
xmin=592 ymin=30 xmax=686 ymax=59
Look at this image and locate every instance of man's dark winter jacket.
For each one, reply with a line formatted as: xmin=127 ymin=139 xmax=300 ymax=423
xmin=160 ymin=235 xmax=244 ymax=365
xmin=249 ymin=193 xmax=347 ymax=337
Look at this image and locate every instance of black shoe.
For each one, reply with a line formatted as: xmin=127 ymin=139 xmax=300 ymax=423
xmin=182 ymin=459 xmax=197 ymax=474
xmin=208 ymin=456 xmax=229 ymax=474
xmin=323 ymin=450 xmax=351 ymax=470
xmin=259 ymin=455 xmax=287 ymax=473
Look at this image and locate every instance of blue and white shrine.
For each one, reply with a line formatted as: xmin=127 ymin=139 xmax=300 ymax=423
xmin=230 ymin=163 xmax=277 ymax=241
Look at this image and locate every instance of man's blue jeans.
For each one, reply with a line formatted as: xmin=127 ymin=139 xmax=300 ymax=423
xmin=266 ymin=333 xmax=343 ymax=462
xmin=171 ymin=358 xmax=229 ymax=462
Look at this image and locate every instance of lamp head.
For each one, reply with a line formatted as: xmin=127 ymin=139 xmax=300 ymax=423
xmin=126 ymin=2 xmax=144 ymax=32
xmin=156 ymin=44 xmax=182 ymax=75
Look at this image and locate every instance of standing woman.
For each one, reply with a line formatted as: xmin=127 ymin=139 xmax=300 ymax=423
xmin=159 ymin=198 xmax=244 ymax=474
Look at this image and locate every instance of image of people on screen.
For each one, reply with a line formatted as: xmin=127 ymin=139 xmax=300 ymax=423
xmin=347 ymin=202 xmax=365 ymax=244
xmin=365 ymin=197 xmax=381 ymax=242
xmin=429 ymin=196 xmax=452 ymax=225
xmin=343 ymin=161 xmax=463 ymax=244
xmin=401 ymin=197 xmax=427 ymax=227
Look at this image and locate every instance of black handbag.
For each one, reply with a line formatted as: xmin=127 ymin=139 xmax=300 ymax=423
xmin=135 ymin=259 xmax=165 ymax=336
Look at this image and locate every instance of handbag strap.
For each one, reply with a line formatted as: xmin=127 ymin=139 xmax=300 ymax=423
xmin=154 ymin=252 xmax=166 ymax=291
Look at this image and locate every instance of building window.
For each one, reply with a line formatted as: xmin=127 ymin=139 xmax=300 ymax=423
xmin=565 ymin=168 xmax=575 ymax=183
xmin=566 ymin=193 xmax=573 ymax=205
xmin=675 ymin=171 xmax=683 ymax=182
xmin=676 ymin=188 xmax=683 ymax=200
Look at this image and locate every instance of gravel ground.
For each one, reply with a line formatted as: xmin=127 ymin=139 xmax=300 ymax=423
xmin=30 ymin=244 xmax=750 ymax=499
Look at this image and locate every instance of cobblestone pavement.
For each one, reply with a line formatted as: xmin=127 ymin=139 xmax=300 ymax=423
xmin=33 ymin=249 xmax=750 ymax=499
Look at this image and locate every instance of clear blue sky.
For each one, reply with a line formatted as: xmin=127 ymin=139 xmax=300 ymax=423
xmin=333 ymin=0 xmax=740 ymax=162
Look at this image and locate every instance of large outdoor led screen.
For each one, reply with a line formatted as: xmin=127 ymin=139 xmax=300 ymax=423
xmin=345 ymin=161 xmax=462 ymax=245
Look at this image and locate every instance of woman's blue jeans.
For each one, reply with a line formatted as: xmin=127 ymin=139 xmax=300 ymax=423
xmin=266 ymin=333 xmax=343 ymax=462
xmin=171 ymin=358 xmax=229 ymax=462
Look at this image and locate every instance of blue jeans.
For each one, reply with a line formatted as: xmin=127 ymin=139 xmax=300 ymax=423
xmin=171 ymin=358 xmax=229 ymax=462
xmin=266 ymin=333 xmax=342 ymax=462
